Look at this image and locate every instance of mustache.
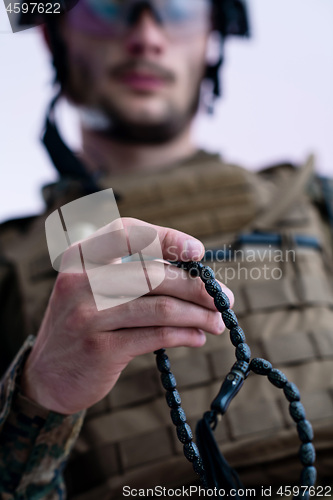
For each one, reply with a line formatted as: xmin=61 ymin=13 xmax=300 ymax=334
xmin=109 ymin=60 xmax=176 ymax=82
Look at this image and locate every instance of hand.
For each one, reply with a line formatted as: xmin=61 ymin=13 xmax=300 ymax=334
xmin=21 ymin=218 xmax=233 ymax=414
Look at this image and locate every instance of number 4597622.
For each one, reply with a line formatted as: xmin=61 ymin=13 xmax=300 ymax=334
xmin=6 ymin=3 xmax=61 ymax=14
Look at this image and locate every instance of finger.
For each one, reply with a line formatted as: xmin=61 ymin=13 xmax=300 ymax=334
xmin=83 ymin=260 xmax=234 ymax=309
xmin=108 ymin=326 xmax=207 ymax=361
xmin=120 ymin=218 xmax=205 ymax=262
xmin=81 ymin=222 xmax=159 ymax=267
xmin=93 ymin=295 xmax=225 ymax=334
xmin=60 ymin=217 xmax=204 ymax=272
xmin=147 ymin=264 xmax=234 ymax=310
xmin=53 ymin=261 xmax=234 ymax=331
xmin=59 ymin=219 xmax=158 ymax=271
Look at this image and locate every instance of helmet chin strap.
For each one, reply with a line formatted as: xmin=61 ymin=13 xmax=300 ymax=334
xmin=79 ymin=106 xmax=113 ymax=132
xmin=42 ymin=91 xmax=103 ymax=195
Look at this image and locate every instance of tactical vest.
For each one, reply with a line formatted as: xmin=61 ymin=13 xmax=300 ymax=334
xmin=0 ymin=151 xmax=332 ymax=499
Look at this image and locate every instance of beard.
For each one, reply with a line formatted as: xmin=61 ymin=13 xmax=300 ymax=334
xmin=95 ymin=88 xmax=201 ymax=145
xmin=64 ymin=58 xmax=204 ymax=145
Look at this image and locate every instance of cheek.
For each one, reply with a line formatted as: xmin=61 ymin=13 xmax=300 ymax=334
xmin=188 ymin=40 xmax=208 ymax=78
xmin=174 ymin=44 xmax=207 ymax=100
xmin=66 ymin=36 xmax=110 ymax=88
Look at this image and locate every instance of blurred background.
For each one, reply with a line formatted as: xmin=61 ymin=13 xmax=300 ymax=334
xmin=1 ymin=0 xmax=332 ymax=223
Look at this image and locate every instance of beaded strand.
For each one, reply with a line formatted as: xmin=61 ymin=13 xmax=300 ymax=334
xmin=154 ymin=261 xmax=317 ymax=498
xmin=154 ymin=347 xmax=207 ymax=486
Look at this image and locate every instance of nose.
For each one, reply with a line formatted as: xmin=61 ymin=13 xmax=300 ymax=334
xmin=125 ymin=9 xmax=166 ymax=56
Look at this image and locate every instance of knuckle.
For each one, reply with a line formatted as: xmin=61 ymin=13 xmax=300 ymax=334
xmin=59 ymin=244 xmax=83 ymax=273
xmin=146 ymin=261 xmax=166 ymax=289
xmin=126 ymin=297 xmax=145 ymax=318
xmin=120 ymin=217 xmax=140 ymax=234
xmin=155 ymin=326 xmax=173 ymax=343
xmin=122 ymin=217 xmax=137 ymax=225
xmin=155 ymin=296 xmax=173 ymax=319
xmin=54 ymin=273 xmax=76 ymax=297
xmin=64 ymin=305 xmax=90 ymax=332
xmin=82 ymin=333 xmax=110 ymax=354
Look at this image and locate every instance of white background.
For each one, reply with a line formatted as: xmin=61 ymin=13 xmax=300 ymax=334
xmin=1 ymin=0 xmax=333 ymax=223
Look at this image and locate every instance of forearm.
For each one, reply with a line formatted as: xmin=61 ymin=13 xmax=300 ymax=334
xmin=0 ymin=336 xmax=85 ymax=498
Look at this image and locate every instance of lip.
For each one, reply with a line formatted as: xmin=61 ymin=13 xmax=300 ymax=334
xmin=115 ymin=71 xmax=167 ymax=91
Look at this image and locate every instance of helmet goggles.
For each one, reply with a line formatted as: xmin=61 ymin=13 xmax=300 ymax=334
xmin=67 ymin=0 xmax=212 ymax=38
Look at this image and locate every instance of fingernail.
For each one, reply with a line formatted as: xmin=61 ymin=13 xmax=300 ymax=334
xmin=197 ymin=329 xmax=207 ymax=343
xmin=183 ymin=239 xmax=204 ymax=260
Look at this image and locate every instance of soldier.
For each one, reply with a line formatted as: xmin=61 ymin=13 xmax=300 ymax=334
xmin=1 ymin=1 xmax=333 ymax=499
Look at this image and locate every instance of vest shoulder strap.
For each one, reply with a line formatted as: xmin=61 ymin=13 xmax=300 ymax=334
xmin=252 ymin=154 xmax=315 ymax=231
xmin=308 ymin=174 xmax=333 ymax=230
xmin=0 ymin=215 xmax=37 ymax=254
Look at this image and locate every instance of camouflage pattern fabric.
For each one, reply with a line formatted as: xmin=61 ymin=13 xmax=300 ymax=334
xmin=0 ymin=336 xmax=85 ymax=499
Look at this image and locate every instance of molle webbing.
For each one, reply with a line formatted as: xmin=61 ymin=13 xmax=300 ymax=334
xmin=100 ymin=152 xmax=269 ymax=239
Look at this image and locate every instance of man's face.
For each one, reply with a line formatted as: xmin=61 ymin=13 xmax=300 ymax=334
xmin=60 ymin=0 xmax=212 ymax=142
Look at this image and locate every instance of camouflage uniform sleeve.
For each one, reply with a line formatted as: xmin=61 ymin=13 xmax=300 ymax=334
xmin=0 ymin=335 xmax=86 ymax=499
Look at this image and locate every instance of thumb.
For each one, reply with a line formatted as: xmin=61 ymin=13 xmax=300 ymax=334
xmin=121 ymin=218 xmax=204 ymax=262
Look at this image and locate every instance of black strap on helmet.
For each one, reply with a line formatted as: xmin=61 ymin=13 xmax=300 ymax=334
xmin=46 ymin=17 xmax=69 ymax=87
xmin=206 ymin=0 xmax=250 ymax=102
xmin=42 ymin=91 xmax=102 ymax=195
xmin=214 ymin=0 xmax=249 ymax=37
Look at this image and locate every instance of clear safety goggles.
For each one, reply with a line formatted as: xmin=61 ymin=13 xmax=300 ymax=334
xmin=67 ymin=0 xmax=212 ymax=38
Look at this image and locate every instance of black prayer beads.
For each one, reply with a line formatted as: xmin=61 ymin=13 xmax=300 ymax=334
xmin=154 ymin=261 xmax=317 ymax=496
xmin=154 ymin=348 xmax=207 ymax=486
